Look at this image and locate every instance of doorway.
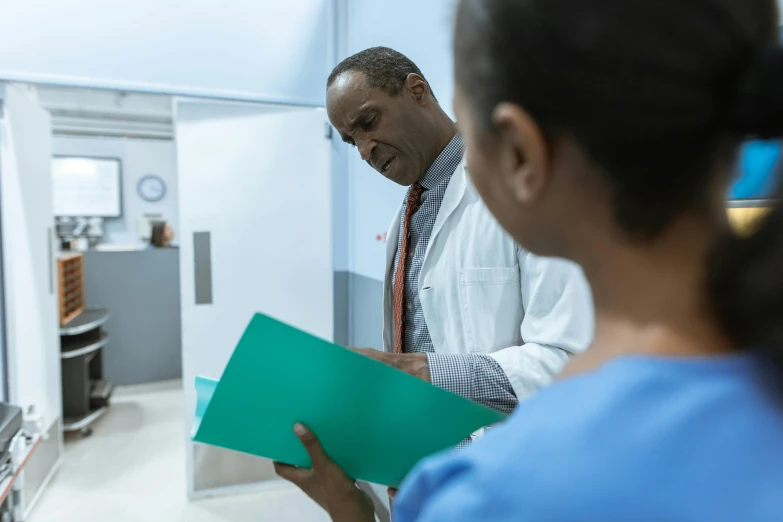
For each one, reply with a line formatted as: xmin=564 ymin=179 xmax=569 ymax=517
xmin=1 ymin=82 xmax=334 ymax=520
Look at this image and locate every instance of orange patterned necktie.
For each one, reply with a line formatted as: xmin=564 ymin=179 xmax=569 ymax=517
xmin=393 ymin=183 xmax=425 ymax=354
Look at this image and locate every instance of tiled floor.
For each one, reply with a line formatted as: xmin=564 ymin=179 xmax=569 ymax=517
xmin=29 ymin=381 xmax=330 ymax=522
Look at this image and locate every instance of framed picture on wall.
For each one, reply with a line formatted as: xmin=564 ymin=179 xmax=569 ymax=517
xmin=729 ymin=140 xmax=781 ymax=204
xmin=52 ymin=156 xmax=123 ymax=218
xmin=727 ymin=26 xmax=783 ymax=207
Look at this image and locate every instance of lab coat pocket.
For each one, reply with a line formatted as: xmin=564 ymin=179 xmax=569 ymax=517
xmin=458 ymin=267 xmax=523 ymax=353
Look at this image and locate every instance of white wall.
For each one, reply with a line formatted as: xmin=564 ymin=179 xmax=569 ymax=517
xmin=344 ymin=0 xmax=458 ymax=281
xmin=340 ymin=1 xmax=783 ymax=282
xmin=0 ymin=0 xmax=332 ymax=106
xmin=52 ymin=137 xmax=178 ymax=248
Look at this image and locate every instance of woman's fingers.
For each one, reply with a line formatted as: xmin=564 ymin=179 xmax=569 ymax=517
xmin=293 ymin=423 xmax=336 ymax=472
xmin=275 ymin=423 xmax=341 ymax=479
xmin=273 ymin=461 xmax=311 ymax=486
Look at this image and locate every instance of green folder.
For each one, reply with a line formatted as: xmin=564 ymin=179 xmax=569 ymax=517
xmin=192 ymin=313 xmax=507 ymax=487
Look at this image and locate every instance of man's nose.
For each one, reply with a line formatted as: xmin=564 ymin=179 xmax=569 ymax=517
xmin=356 ymin=137 xmax=377 ymax=162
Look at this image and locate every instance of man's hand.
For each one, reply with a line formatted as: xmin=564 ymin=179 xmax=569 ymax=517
xmin=274 ymin=424 xmax=376 ymax=522
xmin=349 ymin=348 xmax=431 ymax=382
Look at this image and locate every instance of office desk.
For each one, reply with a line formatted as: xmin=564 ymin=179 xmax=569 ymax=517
xmin=82 ymin=248 xmax=182 ymax=385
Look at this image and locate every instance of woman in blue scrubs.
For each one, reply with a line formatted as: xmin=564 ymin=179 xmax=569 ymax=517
xmin=276 ymin=0 xmax=783 ymax=519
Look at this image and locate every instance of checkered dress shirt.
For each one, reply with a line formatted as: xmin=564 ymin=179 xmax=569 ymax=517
xmin=391 ymin=133 xmax=517 ymax=416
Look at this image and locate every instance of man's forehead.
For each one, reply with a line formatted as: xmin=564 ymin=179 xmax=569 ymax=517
xmin=327 ymin=71 xmax=388 ymax=116
xmin=330 ymin=70 xmax=370 ymax=94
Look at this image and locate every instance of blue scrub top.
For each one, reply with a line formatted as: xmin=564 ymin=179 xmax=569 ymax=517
xmin=395 ymin=353 xmax=783 ymax=522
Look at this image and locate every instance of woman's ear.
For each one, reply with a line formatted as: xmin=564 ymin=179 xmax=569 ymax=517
xmin=491 ymin=102 xmax=550 ymax=204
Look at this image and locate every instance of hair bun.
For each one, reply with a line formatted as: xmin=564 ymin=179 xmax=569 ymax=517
xmin=729 ymin=46 xmax=783 ymax=139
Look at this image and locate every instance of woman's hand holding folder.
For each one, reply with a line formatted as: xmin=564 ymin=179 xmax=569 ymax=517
xmin=275 ymin=423 xmax=377 ymax=522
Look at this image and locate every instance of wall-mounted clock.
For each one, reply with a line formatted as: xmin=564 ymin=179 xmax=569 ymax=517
xmin=137 ymin=174 xmax=166 ymax=202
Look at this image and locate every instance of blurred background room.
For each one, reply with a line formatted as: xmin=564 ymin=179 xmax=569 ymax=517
xmin=0 ymin=2 xmax=779 ymax=522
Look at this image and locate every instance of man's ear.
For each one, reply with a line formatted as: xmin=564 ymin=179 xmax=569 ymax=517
xmin=403 ymin=73 xmax=432 ymax=104
xmin=491 ymin=102 xmax=550 ymax=204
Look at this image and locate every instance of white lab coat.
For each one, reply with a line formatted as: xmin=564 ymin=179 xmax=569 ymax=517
xmin=382 ymin=159 xmax=594 ymax=399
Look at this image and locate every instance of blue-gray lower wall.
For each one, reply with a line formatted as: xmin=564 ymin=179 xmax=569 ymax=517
xmin=334 ymin=270 xmax=384 ymax=350
xmin=83 ymin=249 xmax=183 ymax=385
xmin=82 ymin=257 xmax=374 ymax=387
xmin=333 ymin=271 xmax=349 ymax=347
xmin=82 ymin=256 xmax=372 ymax=387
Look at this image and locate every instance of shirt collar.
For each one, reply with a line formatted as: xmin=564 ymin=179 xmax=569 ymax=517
xmin=418 ymin=133 xmax=465 ymax=191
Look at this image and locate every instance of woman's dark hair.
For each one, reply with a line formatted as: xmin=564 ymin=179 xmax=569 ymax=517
xmin=150 ymin=221 xmax=167 ymax=248
xmin=455 ymin=0 xmax=783 ymax=363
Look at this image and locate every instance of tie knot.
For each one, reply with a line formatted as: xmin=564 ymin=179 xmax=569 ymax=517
xmin=409 ymin=183 xmax=424 ymax=203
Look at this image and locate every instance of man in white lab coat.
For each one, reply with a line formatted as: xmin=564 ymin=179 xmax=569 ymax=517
xmin=281 ymin=46 xmax=593 ymax=517
xmin=325 ymin=46 xmax=593 ymax=411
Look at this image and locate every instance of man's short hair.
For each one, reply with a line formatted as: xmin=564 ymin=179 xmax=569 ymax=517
xmin=327 ymin=47 xmax=437 ymax=102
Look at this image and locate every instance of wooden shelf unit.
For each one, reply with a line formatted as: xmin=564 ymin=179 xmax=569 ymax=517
xmin=57 ymin=253 xmax=85 ymax=326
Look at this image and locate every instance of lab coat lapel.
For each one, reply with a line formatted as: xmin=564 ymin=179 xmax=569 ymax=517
xmin=385 ymin=206 xmax=402 ymax=277
xmin=426 ymin=160 xmax=467 ymax=257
